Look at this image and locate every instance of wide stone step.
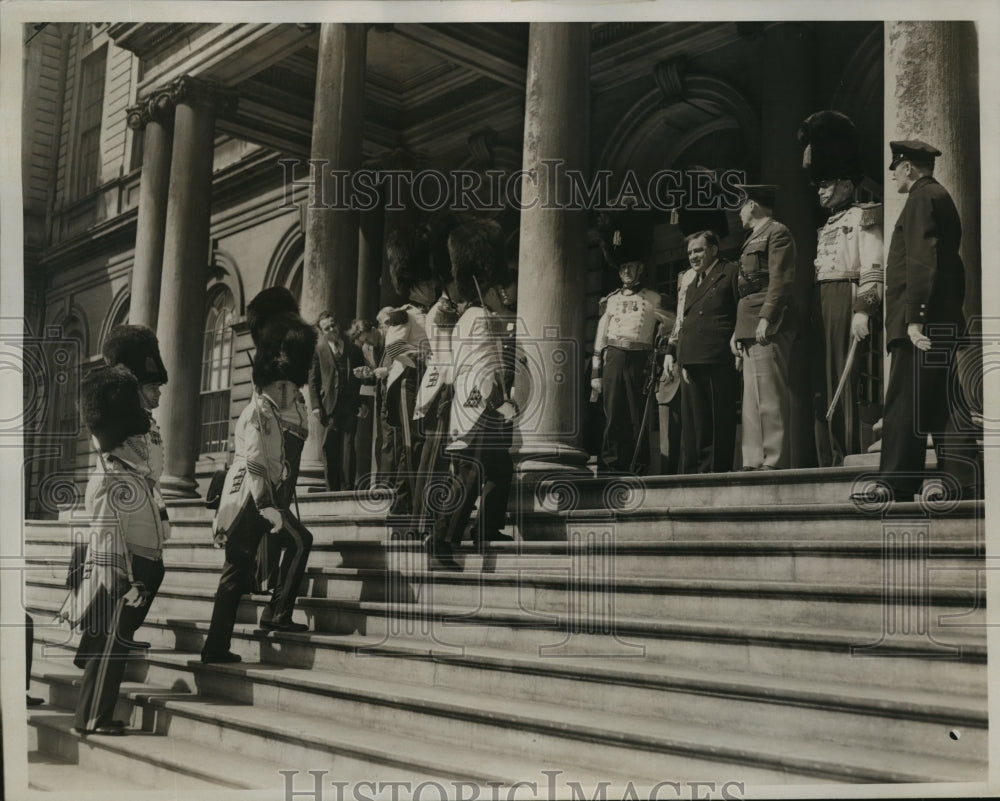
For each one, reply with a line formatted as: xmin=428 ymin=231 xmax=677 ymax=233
xmin=25 ymin=535 xmax=988 ymax=588
xmin=24 ymin=569 xmax=987 ymax=636
xmin=28 ymin=710 xmax=283 ymax=791
xmin=31 ymin=649 xmax=983 ymax=786
xmin=30 ymin=499 xmax=986 ymax=546
xmin=26 ymin=751 xmax=160 ymax=792
xmin=27 ymin=600 xmax=987 ymax=697
xmin=35 ymin=632 xmax=989 ymax=768
xmin=30 ymin=660 xmax=686 ymax=791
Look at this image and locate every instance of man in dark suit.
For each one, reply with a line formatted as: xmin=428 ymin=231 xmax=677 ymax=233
xmin=871 ymin=140 xmax=980 ymax=502
xmin=309 ymin=311 xmax=364 ymax=491
xmin=733 ymin=184 xmax=798 ymax=470
xmin=665 ymin=230 xmax=741 ymax=473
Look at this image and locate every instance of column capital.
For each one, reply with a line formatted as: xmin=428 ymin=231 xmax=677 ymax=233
xmin=126 ymin=85 xmax=177 ymax=130
xmin=169 ymin=75 xmax=239 ymax=116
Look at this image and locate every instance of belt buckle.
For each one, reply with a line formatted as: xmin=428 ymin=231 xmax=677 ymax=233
xmin=621 ymin=338 xmax=632 ymax=348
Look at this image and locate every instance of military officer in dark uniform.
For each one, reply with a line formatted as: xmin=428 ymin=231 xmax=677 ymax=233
xmin=867 ymin=140 xmax=980 ymax=502
xmin=665 ymin=230 xmax=741 ymax=473
xmin=733 ymin=184 xmax=798 ymax=470
xmin=591 ymin=215 xmax=670 ymax=473
xmin=799 ymin=111 xmax=884 ymax=464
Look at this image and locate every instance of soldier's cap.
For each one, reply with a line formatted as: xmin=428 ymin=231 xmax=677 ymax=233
xmin=734 ymin=184 xmax=779 ymax=208
xmin=889 ymin=140 xmax=941 ymax=170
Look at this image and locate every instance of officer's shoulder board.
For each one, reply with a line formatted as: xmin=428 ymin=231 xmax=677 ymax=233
xmin=854 ymin=202 xmax=883 ymax=229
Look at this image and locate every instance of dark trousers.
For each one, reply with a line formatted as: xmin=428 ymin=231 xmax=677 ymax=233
xmin=74 ymin=555 xmax=162 ymax=730
xmin=203 ymin=502 xmax=313 ymax=656
xmin=413 ymin=394 xmax=453 ymax=525
xmin=432 ymin=422 xmax=513 ymax=546
xmin=601 ymin=347 xmax=652 ymax=473
xmin=322 ymin=421 xmax=356 ymax=492
xmin=379 ymin=375 xmax=422 ymax=515
xmin=26 ymin=613 xmax=33 ymax=690
xmin=880 ymin=340 xmax=981 ymax=497
xmin=812 ymin=282 xmax=865 ymax=464
xmin=680 ymin=362 xmax=740 ymax=473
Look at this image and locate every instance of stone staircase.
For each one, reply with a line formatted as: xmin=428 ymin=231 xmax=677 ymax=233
xmin=21 ymin=466 xmax=988 ymax=795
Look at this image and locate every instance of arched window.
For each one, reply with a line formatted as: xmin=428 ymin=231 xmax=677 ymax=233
xmin=199 ymin=287 xmax=235 ymax=454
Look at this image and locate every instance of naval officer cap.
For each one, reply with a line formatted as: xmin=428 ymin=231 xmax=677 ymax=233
xmin=889 ymin=140 xmax=941 ymax=170
xmin=735 ymin=183 xmax=779 ymax=209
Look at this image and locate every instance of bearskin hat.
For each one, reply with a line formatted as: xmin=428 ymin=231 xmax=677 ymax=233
xmin=597 ymin=210 xmax=655 ymax=269
xmin=798 ymin=110 xmax=862 ymax=184
xmin=449 ymin=218 xmax=509 ymax=303
xmin=427 ymin=213 xmax=461 ymax=291
xmin=82 ymin=364 xmax=151 ymax=453
xmin=246 ymin=287 xmax=318 ymax=389
xmin=102 ymin=325 xmax=168 ymax=385
xmin=675 ymin=167 xmax=729 ymax=239
xmin=387 ymin=224 xmax=435 ymax=299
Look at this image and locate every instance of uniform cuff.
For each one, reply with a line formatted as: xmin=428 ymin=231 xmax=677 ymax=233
xmin=907 ymin=302 xmax=929 ymax=324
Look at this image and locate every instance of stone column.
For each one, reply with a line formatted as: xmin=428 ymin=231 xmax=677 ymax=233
xmin=512 ymin=23 xmax=592 ymax=472
xmin=357 ymin=199 xmax=385 ymax=320
xmin=126 ymin=88 xmax=175 ymax=330
xmin=759 ymin=22 xmax=818 ymax=469
xmin=300 ymin=23 xmax=368 ymax=488
xmin=157 ymin=77 xmax=236 ymax=498
xmin=885 ymin=21 xmax=980 ymax=322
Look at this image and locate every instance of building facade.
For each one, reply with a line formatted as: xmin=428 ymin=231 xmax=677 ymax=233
xmin=21 ymin=20 xmax=981 ymax=516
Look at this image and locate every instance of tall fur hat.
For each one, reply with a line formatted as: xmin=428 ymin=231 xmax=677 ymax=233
xmin=387 ymin=224 xmax=435 ymax=298
xmin=82 ymin=364 xmax=151 ymax=453
xmin=798 ymin=110 xmax=862 ymax=184
xmin=597 ymin=210 xmax=655 ymax=269
xmin=246 ymin=287 xmax=318 ymax=388
xmin=449 ymin=218 xmax=508 ymax=303
xmin=102 ymin=325 xmax=168 ymax=385
xmin=428 ymin=213 xmax=462 ymax=291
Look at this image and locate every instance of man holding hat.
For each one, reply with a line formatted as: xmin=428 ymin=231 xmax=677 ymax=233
xmin=733 ymin=184 xmax=798 ymax=470
xmin=798 ymin=111 xmax=884 ymax=464
xmin=870 ymin=140 xmax=980 ymax=502
xmin=591 ymin=212 xmax=671 ymax=473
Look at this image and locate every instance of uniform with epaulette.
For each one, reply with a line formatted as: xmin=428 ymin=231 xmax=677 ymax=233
xmin=64 ymin=365 xmax=159 ymax=735
xmin=427 ymin=220 xmax=517 ymax=570
xmin=97 ymin=324 xmax=171 ymax=650
xmin=411 ymin=217 xmax=464 ymax=536
xmin=799 ymin=111 xmax=884 ymax=463
xmin=380 ymin=226 xmax=435 ymax=517
xmin=201 ymin=288 xmax=317 ymax=663
xmin=591 ymin=213 xmax=671 ymax=473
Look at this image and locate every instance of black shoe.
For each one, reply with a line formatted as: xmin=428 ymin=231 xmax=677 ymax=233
xmin=75 ymin=725 xmax=125 ymax=736
xmin=201 ymin=650 xmax=242 ymax=664
xmin=849 ymin=484 xmax=896 ymax=505
xmin=261 ymin=619 xmax=309 ymax=633
xmin=118 ymin=637 xmax=151 ymax=649
xmin=26 ymin=695 xmax=44 ymax=707
xmin=426 ymin=540 xmax=461 ymax=571
xmin=482 ymin=530 xmax=514 ymax=543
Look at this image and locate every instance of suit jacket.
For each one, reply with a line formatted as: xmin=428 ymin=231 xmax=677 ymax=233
xmin=885 ymin=176 xmax=965 ymax=347
xmin=734 ymin=218 xmax=797 ymax=340
xmin=674 ymin=259 xmax=740 ymax=366
xmin=309 ymin=341 xmax=363 ymax=426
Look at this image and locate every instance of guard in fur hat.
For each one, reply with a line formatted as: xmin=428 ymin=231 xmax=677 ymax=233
xmin=408 ymin=214 xmax=465 ymax=539
xmin=100 ymin=324 xmax=170 ymax=648
xmin=376 ymin=225 xmax=435 ymax=518
xmin=201 ymin=289 xmax=317 ymax=663
xmin=425 ymin=219 xmax=518 ymax=570
xmin=62 ymin=365 xmax=164 ymax=735
xmin=799 ymin=111 xmax=883 ymax=464
xmin=591 ymin=211 xmax=671 ymax=473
